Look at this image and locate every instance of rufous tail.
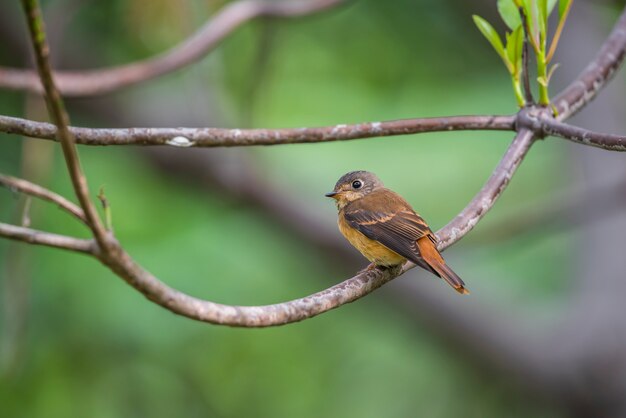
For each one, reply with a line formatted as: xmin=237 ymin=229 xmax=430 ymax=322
xmin=416 ymin=237 xmax=470 ymax=295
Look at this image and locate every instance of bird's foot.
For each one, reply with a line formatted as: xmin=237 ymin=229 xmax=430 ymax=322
xmin=367 ymin=263 xmax=379 ymax=271
xmin=359 ymin=263 xmax=402 ymax=275
xmin=358 ymin=263 xmax=380 ymax=274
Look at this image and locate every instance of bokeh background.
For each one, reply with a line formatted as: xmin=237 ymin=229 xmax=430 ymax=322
xmin=1 ymin=0 xmax=626 ymax=417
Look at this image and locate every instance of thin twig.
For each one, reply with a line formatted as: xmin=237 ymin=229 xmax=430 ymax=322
xmin=0 ymin=223 xmax=95 ymax=254
xmin=0 ymin=173 xmax=87 ymax=224
xmin=20 ymin=0 xmax=109 ymax=249
xmin=519 ymin=6 xmax=535 ymax=104
xmin=546 ymin=0 xmax=573 ymax=63
xmin=0 ymin=0 xmax=346 ymax=96
xmin=517 ymin=109 xmax=626 ymax=151
xmin=541 ymin=117 xmax=626 ymax=151
xmin=554 ymin=9 xmax=626 ymax=119
xmin=0 ymin=114 xmax=516 ymax=147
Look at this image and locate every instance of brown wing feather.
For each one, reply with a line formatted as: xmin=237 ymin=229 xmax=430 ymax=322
xmin=343 ymin=189 xmax=432 ymax=261
xmin=344 ymin=188 xmax=469 ymax=295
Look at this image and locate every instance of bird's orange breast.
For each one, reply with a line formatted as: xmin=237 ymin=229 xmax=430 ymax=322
xmin=337 ymin=214 xmax=406 ymax=266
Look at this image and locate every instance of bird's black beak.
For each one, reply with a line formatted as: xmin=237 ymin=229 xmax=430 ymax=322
xmin=325 ymin=191 xmax=338 ymax=198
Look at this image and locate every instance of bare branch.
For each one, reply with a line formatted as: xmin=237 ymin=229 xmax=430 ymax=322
xmin=97 ymin=246 xmax=401 ymax=327
xmin=0 ymin=0 xmax=345 ymax=96
xmin=538 ymin=117 xmax=626 ymax=151
xmin=554 ymin=8 xmax=626 ymax=119
xmin=4 ymin=107 xmax=626 ymax=154
xmin=0 ymin=125 xmax=534 ymax=327
xmin=0 ymin=223 xmax=95 ymax=254
xmin=20 ymin=0 xmax=110 ymax=248
xmin=0 ymin=114 xmax=516 ymax=147
xmin=0 ymin=173 xmax=87 ymax=224
xmin=91 ymin=128 xmax=534 ymax=326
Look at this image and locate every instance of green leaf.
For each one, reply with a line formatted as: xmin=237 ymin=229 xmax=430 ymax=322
xmin=538 ymin=0 xmax=548 ymax=16
xmin=473 ymin=15 xmax=513 ymax=73
xmin=521 ymin=0 xmax=540 ymax=48
xmin=506 ymin=26 xmax=524 ymax=75
xmin=525 ymin=0 xmax=557 ymax=21
xmin=537 ymin=0 xmax=548 ymax=44
xmin=548 ymin=0 xmax=558 ymax=15
xmin=497 ymin=0 xmax=521 ymax=30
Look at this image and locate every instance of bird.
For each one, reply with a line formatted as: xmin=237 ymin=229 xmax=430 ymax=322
xmin=325 ymin=170 xmax=469 ymax=295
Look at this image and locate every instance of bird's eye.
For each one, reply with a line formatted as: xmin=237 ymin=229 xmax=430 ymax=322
xmin=352 ymin=180 xmax=363 ymax=189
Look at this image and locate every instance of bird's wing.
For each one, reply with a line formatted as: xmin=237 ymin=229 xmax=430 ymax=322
xmin=342 ymin=190 xmax=435 ymax=263
xmin=343 ymin=189 xmax=469 ymax=295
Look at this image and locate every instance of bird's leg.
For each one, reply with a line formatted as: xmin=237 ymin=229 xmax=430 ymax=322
xmin=358 ymin=263 xmax=380 ymax=274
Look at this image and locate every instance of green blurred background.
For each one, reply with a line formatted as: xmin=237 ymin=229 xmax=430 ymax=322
xmin=1 ymin=0 xmax=624 ymax=417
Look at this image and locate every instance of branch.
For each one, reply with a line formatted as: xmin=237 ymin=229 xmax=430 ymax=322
xmin=0 ymin=173 xmax=87 ymax=224
xmin=0 ymin=0 xmax=346 ymax=96
xmin=110 ymin=123 xmax=525 ymax=326
xmin=0 ymin=128 xmax=535 ymax=327
xmin=0 ymin=114 xmax=516 ymax=147
xmin=554 ymin=8 xmax=626 ymax=119
xmin=519 ymin=6 xmax=534 ymax=104
xmin=0 ymin=222 xmax=95 ymax=254
xmin=538 ymin=116 xmax=626 ymax=151
xmin=20 ymin=0 xmax=109 ymax=248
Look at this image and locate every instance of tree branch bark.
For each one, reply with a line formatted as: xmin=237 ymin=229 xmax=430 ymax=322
xmin=0 ymin=114 xmax=515 ymax=147
xmin=0 ymin=0 xmax=346 ymax=96
xmin=0 ymin=173 xmax=87 ymax=224
xmin=19 ymin=0 xmax=110 ymax=248
xmin=537 ymin=116 xmax=626 ymax=151
xmin=553 ymin=8 xmax=626 ymax=119
xmin=0 ymin=223 xmax=95 ymax=254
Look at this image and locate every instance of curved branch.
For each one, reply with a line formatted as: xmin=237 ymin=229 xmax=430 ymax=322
xmin=1 ymin=127 xmax=535 ymax=327
xmin=98 ymin=245 xmax=401 ymax=327
xmin=105 ymin=128 xmax=530 ymax=326
xmin=115 ymin=125 xmax=536 ymax=322
xmin=0 ymin=0 xmax=345 ymax=96
xmin=554 ymin=8 xmax=626 ymax=119
xmin=538 ymin=117 xmax=626 ymax=151
xmin=0 ymin=223 xmax=95 ymax=254
xmin=0 ymin=125 xmax=535 ymax=327
xmin=0 ymin=173 xmax=87 ymax=224
xmin=0 ymin=114 xmax=515 ymax=146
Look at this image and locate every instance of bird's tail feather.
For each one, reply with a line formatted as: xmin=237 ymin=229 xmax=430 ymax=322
xmin=416 ymin=237 xmax=469 ymax=295
xmin=432 ymin=261 xmax=469 ymax=295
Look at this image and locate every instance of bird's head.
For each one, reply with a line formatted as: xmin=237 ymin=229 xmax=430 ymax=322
xmin=325 ymin=170 xmax=384 ymax=208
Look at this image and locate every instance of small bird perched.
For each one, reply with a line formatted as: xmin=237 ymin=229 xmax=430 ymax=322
xmin=326 ymin=171 xmax=469 ymax=295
